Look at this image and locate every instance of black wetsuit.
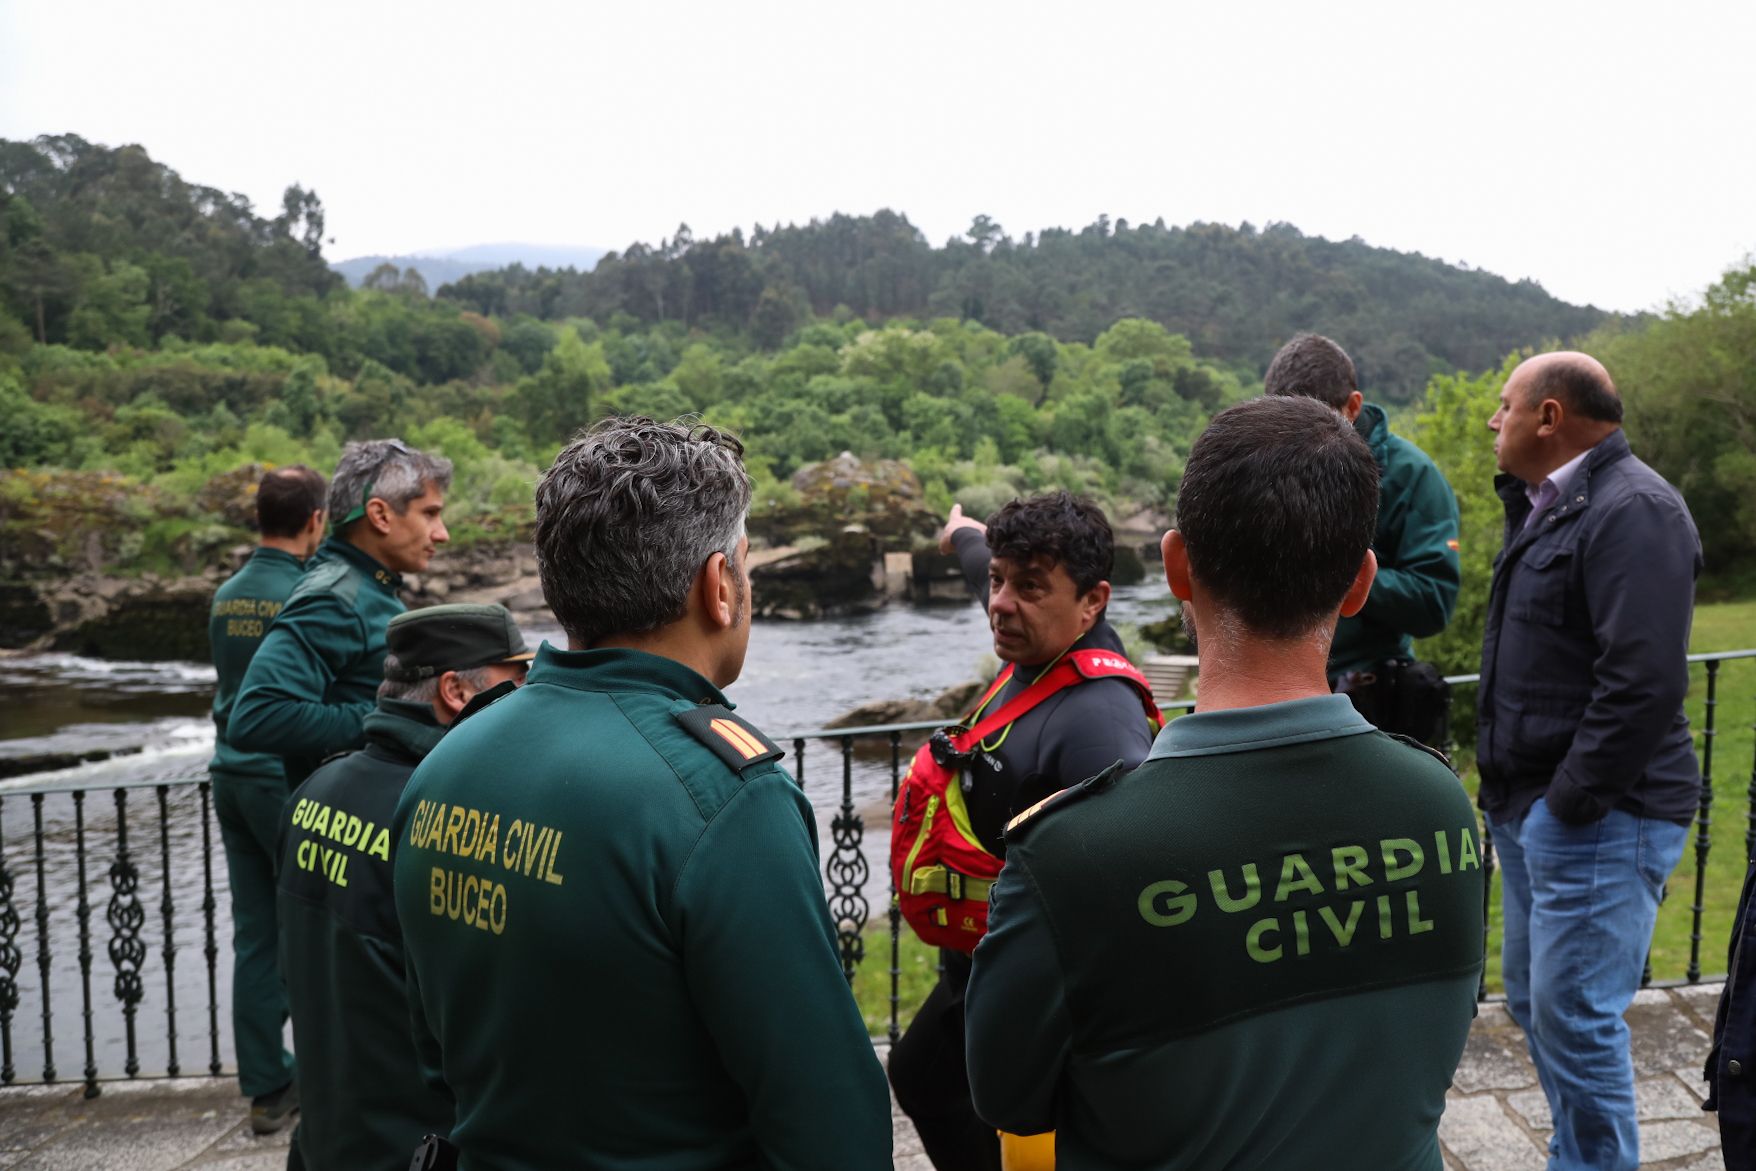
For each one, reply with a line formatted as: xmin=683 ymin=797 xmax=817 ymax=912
xmin=888 ymin=528 xmax=1156 ymax=1171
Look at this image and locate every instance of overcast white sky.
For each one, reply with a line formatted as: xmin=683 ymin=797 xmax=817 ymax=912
xmin=3 ymin=0 xmax=1751 ymax=313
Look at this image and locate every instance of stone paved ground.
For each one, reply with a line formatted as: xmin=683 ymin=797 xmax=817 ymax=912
xmin=0 ymin=986 xmax=1727 ymax=1169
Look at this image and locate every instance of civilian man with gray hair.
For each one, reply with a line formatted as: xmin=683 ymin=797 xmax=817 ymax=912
xmin=392 ymin=417 xmax=892 ymax=1169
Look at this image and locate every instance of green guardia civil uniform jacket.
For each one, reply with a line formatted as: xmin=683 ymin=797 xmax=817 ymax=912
xmin=277 ymin=698 xmax=454 ymax=1169
xmin=208 ymin=547 xmax=306 ymax=780
xmin=966 ymin=696 xmax=1485 ymax=1171
xmin=230 ymin=537 xmax=406 ymax=786
xmin=1330 ymin=402 xmax=1462 ymax=675
xmin=390 ymin=646 xmax=893 ymax=1171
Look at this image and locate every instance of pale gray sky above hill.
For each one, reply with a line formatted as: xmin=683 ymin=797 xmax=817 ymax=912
xmin=2 ymin=0 xmax=1750 ymax=314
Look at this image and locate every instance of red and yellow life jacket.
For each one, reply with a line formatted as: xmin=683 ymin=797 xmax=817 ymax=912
xmin=889 ymin=648 xmax=1162 ymax=952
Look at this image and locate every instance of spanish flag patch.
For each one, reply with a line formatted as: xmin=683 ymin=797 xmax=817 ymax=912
xmin=676 ymin=704 xmax=785 ymax=771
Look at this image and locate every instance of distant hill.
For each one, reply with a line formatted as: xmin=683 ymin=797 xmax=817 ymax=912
xmin=331 ymin=243 xmax=606 ymax=291
xmin=436 ymin=213 xmax=1619 ymax=401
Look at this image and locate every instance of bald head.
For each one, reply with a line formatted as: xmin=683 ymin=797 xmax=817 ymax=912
xmin=1490 ymin=352 xmax=1624 ymax=483
xmin=1510 ymin=352 xmax=1623 ymax=425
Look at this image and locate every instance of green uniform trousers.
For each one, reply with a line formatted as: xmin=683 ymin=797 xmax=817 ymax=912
xmin=213 ymin=769 xmax=297 ymax=1098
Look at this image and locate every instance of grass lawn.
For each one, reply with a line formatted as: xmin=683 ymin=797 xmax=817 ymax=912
xmin=848 ymin=599 xmax=1756 ymax=1032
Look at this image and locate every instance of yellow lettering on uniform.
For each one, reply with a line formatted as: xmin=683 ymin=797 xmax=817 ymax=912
xmin=1209 ymin=864 xmax=1261 ymax=913
xmin=445 ymin=870 xmax=464 ymax=919
xmin=1382 ymin=839 xmax=1423 ymax=883
xmin=1332 ymin=845 xmax=1371 ymax=890
xmin=1457 ymin=829 xmax=1480 ymax=871
xmin=312 ymin=805 xmax=330 ymax=837
xmin=429 ymin=867 xmax=445 ymax=915
xmin=333 ymin=813 xmax=357 ymax=845
xmin=292 ymin=799 xmax=309 ymax=827
xmin=1434 ymin=828 xmax=1453 ymax=874
xmin=1319 ymin=901 xmax=1364 ymax=947
xmin=1292 ymin=909 xmax=1311 ymax=957
xmin=488 ymin=883 xmax=507 ymax=934
xmin=479 ymin=815 xmax=499 ymax=866
xmin=1377 ymin=894 xmax=1394 ymax=939
xmin=503 ymin=821 xmax=523 ymax=871
xmin=443 ymin=807 xmax=466 ymax=857
xmin=368 ymin=828 xmax=391 ymax=862
xmin=1274 ymin=853 xmax=1324 ymax=902
xmin=409 ymin=802 xmax=428 ymax=846
xmin=1406 ymin=890 xmax=1434 ymax=934
xmin=458 ymin=810 xmax=482 ymax=859
xmin=462 ymin=875 xmax=480 ymax=926
xmin=297 ymin=840 xmax=314 ymax=870
xmin=1245 ymin=917 xmax=1282 ymax=963
xmin=1138 ymin=880 xmax=1197 ymax=927
xmin=523 ymin=827 xmax=548 ymax=877
xmin=543 ymin=831 xmax=565 ymax=886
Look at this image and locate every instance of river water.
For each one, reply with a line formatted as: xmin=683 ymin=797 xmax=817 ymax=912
xmin=0 ymin=585 xmax=1173 ymax=1082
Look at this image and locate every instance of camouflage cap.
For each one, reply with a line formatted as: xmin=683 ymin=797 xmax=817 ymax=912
xmin=383 ymin=603 xmax=534 ymax=682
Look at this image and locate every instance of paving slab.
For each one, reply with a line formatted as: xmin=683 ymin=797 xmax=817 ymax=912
xmin=1438 ymin=1095 xmax=1547 ymax=1171
xmin=0 ymin=989 xmax=1731 ymax=1171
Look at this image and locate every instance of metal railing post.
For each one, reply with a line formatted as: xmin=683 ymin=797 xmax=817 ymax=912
xmin=0 ymin=797 xmax=17 ymax=1085
xmin=108 ymin=789 xmax=145 ymax=1078
xmin=1689 ymin=661 xmax=1719 ymax=983
xmin=200 ymin=782 xmax=221 ymax=1077
xmin=74 ymin=792 xmax=97 ymax=1098
xmin=157 ymin=786 xmax=179 ymax=1076
xmin=828 ymin=736 xmax=869 ymax=983
xmin=32 ymin=793 xmax=54 ymax=1083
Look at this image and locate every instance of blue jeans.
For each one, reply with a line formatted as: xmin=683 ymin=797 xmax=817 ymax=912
xmin=1490 ymin=801 xmax=1688 ymax=1171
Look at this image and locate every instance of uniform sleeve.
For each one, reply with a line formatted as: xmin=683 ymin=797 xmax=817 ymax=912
xmin=229 ymin=593 xmax=373 ymax=759
xmin=673 ymin=769 xmax=893 ymax=1171
xmin=1358 ymin=458 xmax=1461 ymax=639
xmin=1547 ymin=491 xmax=1702 ymax=823
xmin=1043 ymin=679 xmax=1156 ymax=789
xmin=966 ymin=851 xmax=1072 ymax=1134
xmin=952 ymin=527 xmax=993 ymax=611
xmin=402 ymin=953 xmax=454 ymax=1102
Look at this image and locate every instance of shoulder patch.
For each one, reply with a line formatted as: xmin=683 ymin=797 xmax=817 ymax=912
xmin=675 ymin=705 xmax=785 ymax=771
xmin=454 ymin=680 xmax=517 ymax=727
xmin=1383 ymin=732 xmax=1455 ymax=773
xmin=1005 ymin=760 xmax=1128 ymax=841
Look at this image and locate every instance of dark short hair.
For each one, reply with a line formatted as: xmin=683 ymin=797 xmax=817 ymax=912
xmin=986 ymin=491 xmax=1114 ymax=596
xmin=1263 ymin=333 xmax=1357 ymax=410
xmin=1519 ymin=355 xmax=1624 ymax=424
xmin=535 ymin=416 xmax=752 ymax=646
xmin=256 ymin=465 xmax=328 ymax=537
xmin=1176 ymin=397 xmax=1379 ymax=638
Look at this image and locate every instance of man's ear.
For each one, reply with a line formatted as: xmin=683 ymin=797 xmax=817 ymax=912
xmin=364 ymin=496 xmax=394 ymax=536
xmin=1344 ymin=390 xmax=1364 ymax=422
xmin=1078 ymin=579 xmax=1111 ymax=625
xmin=434 ymin=670 xmax=471 ymax=723
xmin=700 ymin=551 xmax=736 ymax=632
xmin=1339 ymin=549 xmax=1378 ymax=618
xmin=1162 ymin=530 xmax=1193 ymax=601
xmin=1537 ymin=397 xmax=1563 ymax=437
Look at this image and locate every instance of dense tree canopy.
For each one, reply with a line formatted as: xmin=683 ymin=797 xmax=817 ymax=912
xmin=3 ymin=134 xmax=1751 ymax=599
xmin=440 ymin=212 xmax=1614 ymax=401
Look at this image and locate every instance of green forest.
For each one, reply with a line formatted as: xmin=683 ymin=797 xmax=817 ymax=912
xmin=3 ymin=133 xmax=1755 ymax=682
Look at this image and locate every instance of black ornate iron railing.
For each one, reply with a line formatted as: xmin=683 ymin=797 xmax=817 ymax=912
xmin=0 ymin=648 xmax=1751 ymax=1089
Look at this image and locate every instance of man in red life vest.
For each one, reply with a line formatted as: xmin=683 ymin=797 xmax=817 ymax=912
xmin=889 ymin=491 xmax=1158 ymax=1171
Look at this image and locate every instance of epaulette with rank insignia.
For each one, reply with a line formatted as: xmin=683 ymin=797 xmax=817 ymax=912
xmin=1004 ymin=759 xmax=1128 ymax=842
xmin=676 ymin=704 xmax=785 ymax=771
xmin=1383 ymin=732 xmax=1455 ymax=774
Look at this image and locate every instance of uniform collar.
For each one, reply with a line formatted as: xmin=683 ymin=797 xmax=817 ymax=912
xmin=315 ymin=536 xmax=403 ymax=593
xmin=1353 ymin=401 xmax=1390 ymax=465
xmin=525 ymin=644 xmax=732 ymax=708
xmin=249 ymin=547 xmax=306 ymax=570
xmin=1146 ymin=694 xmax=1373 ymax=759
xmin=364 ymin=698 xmax=446 ymax=761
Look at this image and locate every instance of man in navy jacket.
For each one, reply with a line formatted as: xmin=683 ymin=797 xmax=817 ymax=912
xmin=1478 ymin=351 xmax=1701 ymax=1171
